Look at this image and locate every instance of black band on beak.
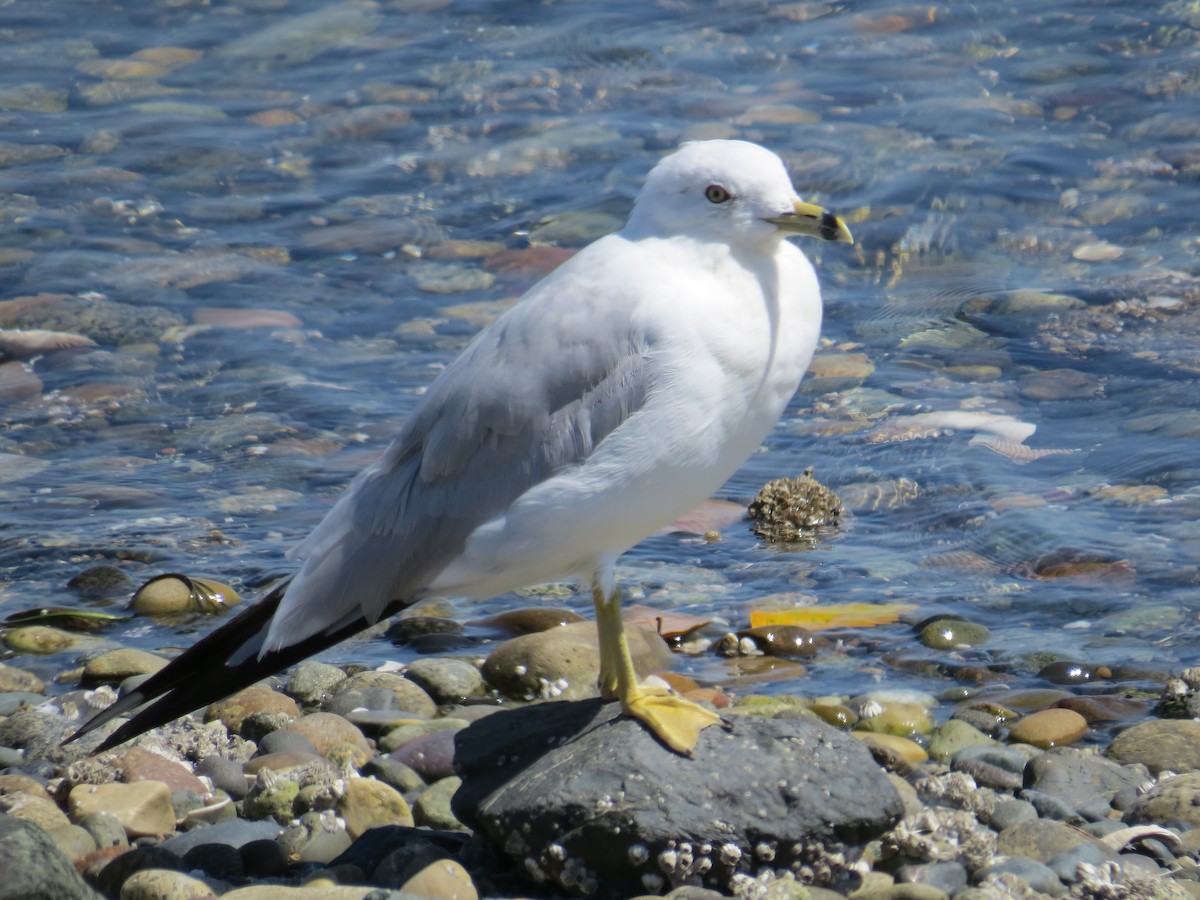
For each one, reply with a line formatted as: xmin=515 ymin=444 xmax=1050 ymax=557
xmin=819 ymin=210 xmax=841 ymax=242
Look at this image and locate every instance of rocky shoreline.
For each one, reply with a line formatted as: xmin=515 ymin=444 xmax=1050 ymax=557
xmin=3 ymin=617 xmax=1200 ymax=900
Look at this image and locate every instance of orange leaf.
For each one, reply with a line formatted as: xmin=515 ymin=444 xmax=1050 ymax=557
xmin=749 ymin=602 xmax=916 ymax=631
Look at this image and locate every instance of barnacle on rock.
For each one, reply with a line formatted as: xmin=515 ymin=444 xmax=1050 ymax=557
xmin=748 ymin=469 xmax=843 ymax=545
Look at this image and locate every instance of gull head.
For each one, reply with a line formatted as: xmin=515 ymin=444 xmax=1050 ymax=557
xmin=624 ymin=139 xmax=853 ymax=248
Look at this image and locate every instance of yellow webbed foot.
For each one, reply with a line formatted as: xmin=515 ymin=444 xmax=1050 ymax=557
xmin=622 ymin=686 xmax=722 ymax=756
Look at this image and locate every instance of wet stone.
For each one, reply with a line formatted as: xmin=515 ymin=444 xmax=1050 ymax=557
xmin=0 ymin=661 xmax=45 ymax=693
xmin=919 ymin=619 xmax=990 ymax=650
xmin=921 ymin=724 xmax=998 ymax=763
xmin=4 ymin=625 xmax=76 ymax=654
xmin=855 ymin=702 xmax=935 ymax=738
xmin=3 ymin=793 xmax=72 ymax=831
xmin=1008 ymin=708 xmax=1088 ymax=749
xmin=994 ymin=818 xmax=1107 ymax=864
xmin=67 ymin=564 xmax=134 ymax=598
xmin=0 ymin=815 xmax=103 ymax=900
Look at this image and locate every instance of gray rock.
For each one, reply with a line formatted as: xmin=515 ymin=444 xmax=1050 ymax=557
xmin=0 ymin=692 xmax=46 ymax=716
xmin=986 ymin=798 xmax=1038 ymax=831
xmin=77 ymin=811 xmax=128 ymax=850
xmin=404 ymin=658 xmax=485 ymax=704
xmin=1026 ymin=747 xmax=1146 ymax=808
xmin=951 ymin=745 xmax=1029 ymax=776
xmin=1073 ymin=796 xmax=1114 ymax=823
xmin=453 ymin=698 xmax=902 ymax=898
xmin=1018 ymin=788 xmax=1082 ymax=823
xmin=196 ymin=755 xmax=249 ymax=800
xmin=258 ymin=727 xmax=319 ymax=756
xmin=159 ymin=818 xmax=282 ymax=857
xmin=0 ymin=815 xmax=103 ymax=900
xmin=413 ymin=776 xmax=465 ymax=830
xmin=896 ymin=860 xmax=968 ymax=894
xmin=1107 ymin=720 xmax=1200 ymax=775
xmin=974 ymin=858 xmax=1065 ymax=896
xmin=995 ymin=818 xmax=1107 ymax=864
xmin=287 ymin=661 xmax=348 ymax=705
xmin=1045 ymin=841 xmax=1117 ymax=883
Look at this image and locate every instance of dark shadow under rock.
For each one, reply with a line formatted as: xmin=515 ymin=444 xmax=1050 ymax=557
xmin=452 ymin=699 xmax=902 ymax=898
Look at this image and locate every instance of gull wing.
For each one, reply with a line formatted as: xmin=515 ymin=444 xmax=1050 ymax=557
xmin=69 ymin=248 xmax=656 ymax=750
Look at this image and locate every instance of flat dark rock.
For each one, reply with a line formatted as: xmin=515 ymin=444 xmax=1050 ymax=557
xmin=453 ymin=699 xmax=902 ymax=898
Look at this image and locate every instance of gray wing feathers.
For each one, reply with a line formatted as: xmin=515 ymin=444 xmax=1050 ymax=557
xmin=271 ymin=294 xmax=653 ymax=645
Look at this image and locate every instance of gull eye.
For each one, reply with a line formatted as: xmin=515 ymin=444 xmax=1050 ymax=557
xmin=704 ymin=184 xmax=732 ymax=204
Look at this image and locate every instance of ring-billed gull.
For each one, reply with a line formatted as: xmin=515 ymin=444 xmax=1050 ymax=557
xmin=70 ymin=139 xmax=852 ymax=756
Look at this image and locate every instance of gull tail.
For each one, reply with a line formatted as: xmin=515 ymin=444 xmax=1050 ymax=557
xmin=66 ymin=580 xmax=372 ymax=754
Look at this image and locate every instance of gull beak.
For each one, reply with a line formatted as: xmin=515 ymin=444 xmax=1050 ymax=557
xmin=766 ymin=200 xmax=854 ymax=244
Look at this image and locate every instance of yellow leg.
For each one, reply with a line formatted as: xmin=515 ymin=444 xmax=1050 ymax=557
xmin=591 ymin=578 xmax=722 ymax=756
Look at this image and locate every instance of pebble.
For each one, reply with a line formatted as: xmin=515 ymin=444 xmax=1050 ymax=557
xmin=286 ymin=662 xmax=348 ymax=705
xmin=401 ymin=858 xmax=478 ymax=900
xmin=68 ymin=781 xmax=177 ymax=838
xmin=1125 ymin=773 xmax=1200 ymax=828
xmin=1107 ymin=719 xmax=1200 ymax=774
xmin=481 ymin=619 xmax=671 ymax=701
xmin=1007 ymin=708 xmax=1088 ymax=749
xmin=118 ymin=868 xmax=217 ymax=900
xmin=286 ymin=712 xmax=372 ymax=766
xmin=327 ymin=671 xmax=437 ymax=719
xmin=403 ymin=657 xmax=484 ymax=704
xmin=206 ymin=686 xmax=300 ymax=736
xmin=336 ymin=777 xmax=414 ymax=838
xmin=412 ymin=775 xmax=465 ymax=830
xmin=118 ymin=746 xmax=207 ymax=794
xmin=387 ymin=726 xmax=459 ymax=781
xmin=377 ymin=716 xmax=466 ymax=754
xmin=3 ymin=625 xmax=77 ymax=654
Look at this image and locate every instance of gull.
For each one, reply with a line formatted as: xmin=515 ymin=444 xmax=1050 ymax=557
xmin=70 ymin=139 xmax=852 ymax=756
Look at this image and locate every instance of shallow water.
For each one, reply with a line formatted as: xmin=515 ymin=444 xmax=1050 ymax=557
xmin=1 ymin=0 xmax=1198 ymax=736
